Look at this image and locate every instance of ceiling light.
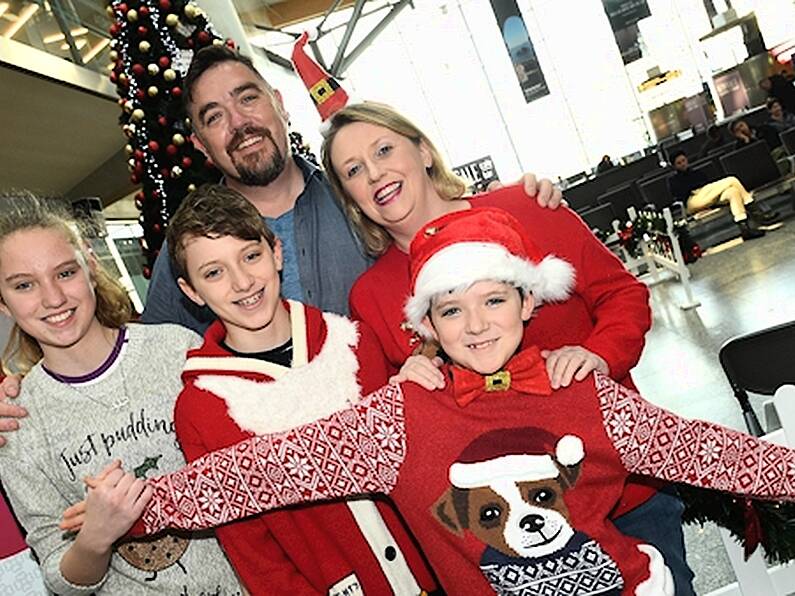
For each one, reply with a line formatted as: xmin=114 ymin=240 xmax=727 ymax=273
xmin=3 ymin=4 xmax=40 ymax=39
xmin=44 ymin=26 xmax=88 ymax=44
xmin=60 ymin=38 xmax=87 ymax=50
xmin=83 ymin=37 xmax=110 ymax=63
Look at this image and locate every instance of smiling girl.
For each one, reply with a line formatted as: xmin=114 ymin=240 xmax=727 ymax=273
xmin=0 ymin=192 xmax=241 ymax=595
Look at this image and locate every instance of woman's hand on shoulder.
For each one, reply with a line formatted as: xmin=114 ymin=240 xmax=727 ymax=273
xmin=390 ymin=355 xmax=446 ymax=391
xmin=541 ymin=345 xmax=609 ymax=389
xmin=487 ymin=173 xmax=565 ymax=209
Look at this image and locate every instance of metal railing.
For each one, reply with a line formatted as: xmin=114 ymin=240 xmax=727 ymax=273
xmin=1 ymin=0 xmax=112 ymax=73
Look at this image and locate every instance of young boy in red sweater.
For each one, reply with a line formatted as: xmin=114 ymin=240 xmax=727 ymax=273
xmin=140 ymin=185 xmax=437 ymax=595
xmin=129 ymin=207 xmax=795 ymax=595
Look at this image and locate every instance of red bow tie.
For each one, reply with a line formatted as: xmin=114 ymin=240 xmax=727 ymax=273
xmin=451 ymin=346 xmax=552 ymax=407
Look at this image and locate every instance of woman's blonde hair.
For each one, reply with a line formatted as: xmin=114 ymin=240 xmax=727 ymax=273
xmin=0 ymin=191 xmax=132 ymax=375
xmin=321 ymin=102 xmax=468 ymax=256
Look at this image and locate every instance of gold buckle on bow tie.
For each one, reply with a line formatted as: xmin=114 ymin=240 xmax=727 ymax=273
xmin=485 ymin=370 xmax=511 ymax=392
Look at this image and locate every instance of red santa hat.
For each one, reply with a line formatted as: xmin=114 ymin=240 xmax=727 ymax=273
xmin=291 ymin=31 xmax=349 ymax=123
xmin=404 ymin=207 xmax=575 ymax=337
xmin=449 ymin=427 xmax=585 ymax=489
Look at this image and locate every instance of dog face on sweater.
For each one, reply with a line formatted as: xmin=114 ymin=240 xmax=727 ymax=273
xmin=434 ymin=462 xmax=581 ymax=559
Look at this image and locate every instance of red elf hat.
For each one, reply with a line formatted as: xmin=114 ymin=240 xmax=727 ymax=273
xmin=291 ymin=31 xmax=349 ymax=123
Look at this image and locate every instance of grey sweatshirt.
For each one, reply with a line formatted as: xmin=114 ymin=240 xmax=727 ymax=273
xmin=0 ymin=324 xmax=241 ymax=595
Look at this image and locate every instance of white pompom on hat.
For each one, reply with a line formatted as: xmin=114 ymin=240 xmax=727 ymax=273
xmin=404 ymin=207 xmax=575 ymax=337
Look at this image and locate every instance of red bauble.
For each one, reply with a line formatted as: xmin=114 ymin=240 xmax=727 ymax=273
xmin=110 ymin=71 xmax=118 ymax=83
xmin=159 ymin=0 xmax=171 ymax=10
xmin=137 ymin=25 xmax=149 ymax=37
xmin=135 ymin=191 xmax=145 ymax=201
xmin=130 ymin=173 xmax=140 ymax=184
xmin=197 ymin=31 xmax=211 ymax=45
xmin=158 ymin=55 xmax=170 ymax=68
xmin=160 ymin=167 xmax=170 ymax=177
xmin=139 ymin=5 xmax=149 ymax=16
xmin=153 ymin=223 xmax=162 ymax=233
xmin=109 ymin=23 xmax=120 ymax=36
xmin=132 ymin=63 xmax=145 ymax=76
xmin=135 ymin=89 xmax=145 ymax=100
xmin=171 ymin=86 xmax=182 ymax=98
xmin=158 ymin=115 xmax=168 ymax=127
xmin=143 ymin=266 xmax=152 ymax=279
xmin=225 ymin=38 xmax=236 ymax=49
xmin=186 ymin=38 xmax=194 ymax=48
xmin=166 ymin=144 xmax=178 ymax=156
xmin=148 ymin=140 xmax=160 ymax=152
xmin=134 ymin=149 xmax=144 ymax=161
xmin=181 ymin=156 xmax=192 ymax=168
xmin=152 ymin=189 xmax=160 ymax=198
xmin=118 ymin=3 xmax=128 ymax=14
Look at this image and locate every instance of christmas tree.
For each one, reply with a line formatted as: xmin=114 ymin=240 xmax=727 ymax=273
xmin=107 ymin=0 xmax=229 ymax=278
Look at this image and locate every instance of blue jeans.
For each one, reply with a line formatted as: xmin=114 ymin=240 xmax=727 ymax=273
xmin=613 ymin=487 xmax=696 ymax=595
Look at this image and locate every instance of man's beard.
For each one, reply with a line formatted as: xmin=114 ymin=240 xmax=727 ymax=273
xmin=226 ymin=125 xmax=287 ymax=187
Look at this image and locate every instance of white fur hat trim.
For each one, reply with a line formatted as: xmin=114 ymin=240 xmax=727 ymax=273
xmin=404 ymin=242 xmax=575 ymax=337
xmin=449 ymin=454 xmax=560 ymax=489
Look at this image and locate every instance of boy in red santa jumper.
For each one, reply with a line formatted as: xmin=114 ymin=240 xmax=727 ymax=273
xmin=140 ymin=185 xmax=438 ymax=595
xmin=347 ymin=186 xmax=676 ymax=581
xmin=129 ymin=207 xmax=795 ymax=595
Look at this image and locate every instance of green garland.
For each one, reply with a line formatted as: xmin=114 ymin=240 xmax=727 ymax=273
xmin=678 ymin=483 xmax=795 ymax=564
xmin=617 ymin=208 xmax=701 ymax=264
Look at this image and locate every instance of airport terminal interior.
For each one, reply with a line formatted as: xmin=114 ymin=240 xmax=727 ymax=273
xmin=3 ymin=0 xmax=795 ymax=594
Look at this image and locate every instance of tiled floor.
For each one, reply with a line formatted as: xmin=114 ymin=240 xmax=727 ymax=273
xmin=631 ymin=214 xmax=795 ymax=594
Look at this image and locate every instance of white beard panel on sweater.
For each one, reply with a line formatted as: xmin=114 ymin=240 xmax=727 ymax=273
xmin=193 ymin=313 xmax=363 ymax=435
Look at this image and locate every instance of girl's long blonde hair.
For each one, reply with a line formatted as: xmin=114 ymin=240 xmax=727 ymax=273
xmin=0 ymin=191 xmax=132 ymax=375
xmin=321 ymin=102 xmax=468 ymax=256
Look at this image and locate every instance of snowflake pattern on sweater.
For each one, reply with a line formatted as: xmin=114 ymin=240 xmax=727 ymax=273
xmin=135 ymin=373 xmax=795 ymax=595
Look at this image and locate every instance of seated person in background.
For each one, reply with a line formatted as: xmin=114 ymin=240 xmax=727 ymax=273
xmin=596 ymin=154 xmax=616 ymax=174
xmin=730 ymin=118 xmax=791 ymax=174
xmin=730 ymin=117 xmax=785 ymax=153
xmin=765 ymin=97 xmax=795 ymax=134
xmin=667 ymin=149 xmax=776 ymax=239
xmin=698 ymin=124 xmax=728 ymax=158
xmin=760 ymin=73 xmax=795 ymax=114
xmin=126 ymin=207 xmax=795 ymax=596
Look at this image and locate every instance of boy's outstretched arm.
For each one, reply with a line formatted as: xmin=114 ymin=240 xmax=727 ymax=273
xmin=130 ymin=383 xmax=407 ymax=536
xmin=596 ymin=374 xmax=795 ymax=499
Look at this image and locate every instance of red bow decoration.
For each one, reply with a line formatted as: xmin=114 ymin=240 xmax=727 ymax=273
xmin=451 ymin=346 xmax=552 ymax=407
xmin=743 ymin=498 xmax=763 ymax=560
